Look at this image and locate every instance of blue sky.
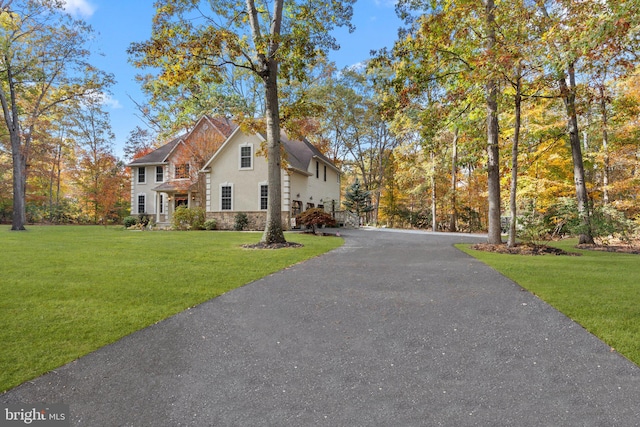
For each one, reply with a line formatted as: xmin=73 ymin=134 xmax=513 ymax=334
xmin=64 ymin=0 xmax=403 ymax=157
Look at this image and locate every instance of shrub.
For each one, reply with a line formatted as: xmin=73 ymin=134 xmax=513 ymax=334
xmin=123 ymin=216 xmax=138 ymax=228
xmin=138 ymin=214 xmax=152 ymax=227
xmin=517 ymin=205 xmax=548 ymax=245
xmin=296 ymin=208 xmax=336 ymax=233
xmin=546 ymin=198 xmax=636 ymax=244
xmin=590 ymin=204 xmax=635 ymax=244
xmin=190 ymin=207 xmax=205 ymax=230
xmin=172 ymin=206 xmax=206 ymax=230
xmin=204 ymin=219 xmax=217 ymax=230
xmin=234 ymin=212 xmax=249 ymax=231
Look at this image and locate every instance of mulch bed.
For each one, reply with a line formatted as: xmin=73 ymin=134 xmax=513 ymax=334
xmin=472 ymin=240 xmax=640 ymax=256
xmin=470 ymin=243 xmax=580 ymax=256
xmin=576 ymin=244 xmax=640 ymax=255
xmin=242 ymin=242 xmax=304 ymax=249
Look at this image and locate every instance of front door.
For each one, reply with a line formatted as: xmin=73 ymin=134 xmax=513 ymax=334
xmin=175 ymin=195 xmax=188 ymax=210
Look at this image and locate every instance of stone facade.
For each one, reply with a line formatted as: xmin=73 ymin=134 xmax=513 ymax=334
xmin=206 ymin=211 xmax=291 ymax=231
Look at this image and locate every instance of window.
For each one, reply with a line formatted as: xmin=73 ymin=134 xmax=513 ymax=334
xmin=324 ymin=165 xmax=327 ymax=182
xmin=137 ymin=167 xmax=146 ymax=184
xmin=260 ymin=185 xmax=268 ymax=210
xmin=240 ymin=145 xmax=252 ymax=169
xmin=316 ymin=161 xmax=319 ymax=178
xmin=156 ymin=166 xmax=164 ymax=182
xmin=137 ymin=194 xmax=145 ymax=214
xmin=175 ymin=163 xmax=190 ymax=179
xmin=306 ymin=202 xmax=315 ymax=210
xmin=159 ymin=194 xmax=164 ymax=214
xmin=221 ymin=185 xmax=232 ymax=210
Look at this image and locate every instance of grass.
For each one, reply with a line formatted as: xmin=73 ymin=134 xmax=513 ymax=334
xmin=0 ymin=225 xmax=343 ymax=392
xmin=458 ymin=239 xmax=640 ymax=366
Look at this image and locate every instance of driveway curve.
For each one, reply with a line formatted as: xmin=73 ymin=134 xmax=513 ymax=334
xmin=2 ymin=228 xmax=639 ymax=426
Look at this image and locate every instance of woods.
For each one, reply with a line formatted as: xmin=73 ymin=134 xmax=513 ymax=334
xmin=1 ymin=0 xmax=639 ymax=244
xmin=0 ymin=0 xmax=125 ymax=228
xmin=362 ymin=0 xmax=640 ymax=242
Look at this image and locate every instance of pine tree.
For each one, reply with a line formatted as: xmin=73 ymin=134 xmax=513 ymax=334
xmin=343 ymin=179 xmax=374 ymax=223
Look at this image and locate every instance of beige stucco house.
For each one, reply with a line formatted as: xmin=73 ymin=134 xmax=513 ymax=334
xmin=127 ymin=116 xmax=341 ymax=229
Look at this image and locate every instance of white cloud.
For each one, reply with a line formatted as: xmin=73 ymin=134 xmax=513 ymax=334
xmin=373 ymin=0 xmax=397 ymax=7
xmin=98 ymin=93 xmax=123 ymax=110
xmin=62 ymin=0 xmax=97 ymax=18
xmin=83 ymin=91 xmax=122 ymax=109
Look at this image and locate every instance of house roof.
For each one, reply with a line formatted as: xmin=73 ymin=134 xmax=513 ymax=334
xmin=127 ymin=137 xmax=182 ymax=166
xmin=152 ymin=181 xmax=196 ymax=193
xmin=130 ymin=116 xmax=339 ymax=175
xmin=127 ymin=116 xmax=238 ymax=167
xmin=203 ymin=116 xmax=238 ymax=139
xmin=282 ymin=134 xmax=340 ymax=175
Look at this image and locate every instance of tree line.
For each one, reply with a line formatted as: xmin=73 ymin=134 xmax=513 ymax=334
xmin=313 ymin=0 xmax=640 ymax=246
xmin=2 ymin=0 xmax=639 ymax=247
xmin=0 ymin=0 xmax=128 ymax=228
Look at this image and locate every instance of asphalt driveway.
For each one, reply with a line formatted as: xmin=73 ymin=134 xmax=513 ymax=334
xmin=2 ymin=228 xmax=639 ymax=426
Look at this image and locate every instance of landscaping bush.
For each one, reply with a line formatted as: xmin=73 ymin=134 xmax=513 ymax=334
xmin=204 ymin=219 xmax=217 ymax=230
xmin=234 ymin=212 xmax=249 ymax=231
xmin=123 ymin=216 xmax=138 ymax=228
xmin=547 ymin=198 xmax=636 ymax=244
xmin=138 ymin=214 xmax=152 ymax=227
xmin=518 ymin=205 xmax=548 ymax=245
xmin=296 ymin=208 xmax=336 ymax=233
xmin=172 ymin=206 xmax=206 ymax=230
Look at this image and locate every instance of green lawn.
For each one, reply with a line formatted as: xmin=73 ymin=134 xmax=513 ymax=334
xmin=458 ymin=240 xmax=640 ymax=366
xmin=0 ymin=225 xmax=343 ymax=392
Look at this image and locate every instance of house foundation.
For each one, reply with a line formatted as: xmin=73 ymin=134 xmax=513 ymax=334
xmin=206 ymin=211 xmax=291 ymax=231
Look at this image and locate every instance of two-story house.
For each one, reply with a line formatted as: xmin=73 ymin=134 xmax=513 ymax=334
xmin=127 ymin=116 xmax=341 ymax=229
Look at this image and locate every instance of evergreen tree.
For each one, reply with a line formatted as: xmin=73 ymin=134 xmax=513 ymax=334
xmin=343 ymin=179 xmax=374 ymax=223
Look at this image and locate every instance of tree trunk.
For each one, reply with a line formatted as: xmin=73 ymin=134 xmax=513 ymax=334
xmin=449 ymin=128 xmax=458 ymax=232
xmin=11 ymin=134 xmax=27 ymax=230
xmin=599 ymin=85 xmax=610 ymax=205
xmin=260 ymin=58 xmax=286 ymax=244
xmin=431 ymin=150 xmax=437 ymax=231
xmin=246 ymin=0 xmax=286 ymax=244
xmin=0 ymin=63 xmax=27 ymax=231
xmin=559 ymin=65 xmax=594 ymax=244
xmin=485 ymin=0 xmax=502 ymax=244
xmin=508 ymin=70 xmax=522 ymax=248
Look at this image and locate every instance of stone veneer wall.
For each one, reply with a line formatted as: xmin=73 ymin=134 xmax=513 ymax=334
xmin=206 ymin=211 xmax=291 ymax=231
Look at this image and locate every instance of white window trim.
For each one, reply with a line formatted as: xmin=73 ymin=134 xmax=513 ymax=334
xmin=239 ymin=143 xmax=253 ymax=170
xmin=259 ymin=181 xmax=268 ymax=211
xmin=137 ymin=193 xmax=146 ymax=214
xmin=137 ymin=167 xmax=146 ymax=184
xmin=220 ymin=183 xmax=233 ymax=211
xmin=155 ymin=166 xmax=164 ymax=183
xmin=174 ymin=163 xmax=191 ymax=180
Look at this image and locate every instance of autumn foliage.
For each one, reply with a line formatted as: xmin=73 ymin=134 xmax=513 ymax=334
xmin=296 ymin=208 xmax=336 ymax=234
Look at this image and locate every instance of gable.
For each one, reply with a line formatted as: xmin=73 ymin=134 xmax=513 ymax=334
xmin=127 ymin=116 xmax=239 ymax=169
xmin=201 ymin=125 xmax=256 ymax=170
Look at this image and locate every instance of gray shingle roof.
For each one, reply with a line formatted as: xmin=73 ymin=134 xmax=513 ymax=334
xmin=281 ymin=133 xmax=339 ymax=174
xmin=127 ymin=137 xmax=182 ymax=166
